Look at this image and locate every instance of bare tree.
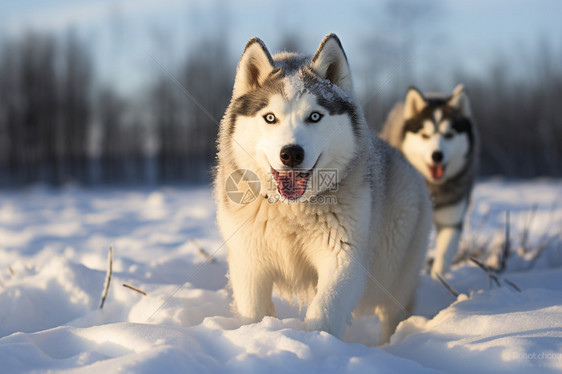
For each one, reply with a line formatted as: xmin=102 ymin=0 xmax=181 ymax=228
xmin=0 ymin=33 xmax=58 ymax=184
xmin=58 ymin=29 xmax=92 ymax=184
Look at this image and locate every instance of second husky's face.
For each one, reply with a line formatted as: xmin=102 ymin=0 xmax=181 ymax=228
xmin=401 ymin=86 xmax=473 ymax=185
xmin=226 ymin=35 xmax=359 ymax=202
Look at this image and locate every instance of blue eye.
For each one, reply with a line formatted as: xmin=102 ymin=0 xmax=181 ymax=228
xmin=308 ymin=111 xmax=323 ymax=123
xmin=263 ymin=113 xmax=277 ymax=124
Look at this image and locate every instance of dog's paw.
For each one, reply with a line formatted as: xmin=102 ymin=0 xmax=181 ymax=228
xmin=305 ymin=308 xmax=344 ymax=338
xmin=306 ymin=316 xmax=331 ymax=334
xmin=430 ymin=260 xmax=450 ymax=280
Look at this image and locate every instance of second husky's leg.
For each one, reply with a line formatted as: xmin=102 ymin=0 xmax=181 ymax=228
xmin=431 ymin=199 xmax=467 ymax=277
xmin=431 ymin=226 xmax=462 ymax=278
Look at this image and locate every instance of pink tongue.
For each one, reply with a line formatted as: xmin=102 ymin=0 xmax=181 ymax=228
xmin=277 ymin=170 xmax=308 ymax=200
xmin=430 ymin=164 xmax=445 ymax=179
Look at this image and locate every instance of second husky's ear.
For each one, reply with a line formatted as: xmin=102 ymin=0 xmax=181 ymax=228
xmin=233 ymin=38 xmax=275 ymax=98
xmin=448 ymin=84 xmax=471 ymax=117
xmin=404 ymin=87 xmax=426 ymax=120
xmin=309 ymin=34 xmax=353 ymax=93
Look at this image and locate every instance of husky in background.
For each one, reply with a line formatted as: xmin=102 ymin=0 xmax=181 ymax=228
xmin=381 ymin=85 xmax=478 ymax=278
xmin=214 ymin=34 xmax=431 ymax=344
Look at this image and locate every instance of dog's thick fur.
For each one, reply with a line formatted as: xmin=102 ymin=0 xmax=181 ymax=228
xmin=214 ymin=34 xmax=431 ymax=344
xmin=381 ymin=85 xmax=478 ymax=277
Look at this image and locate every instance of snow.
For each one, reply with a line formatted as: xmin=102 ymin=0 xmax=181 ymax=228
xmin=0 ymin=180 xmax=561 ymax=373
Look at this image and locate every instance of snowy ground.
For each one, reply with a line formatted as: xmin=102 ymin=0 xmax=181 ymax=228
xmin=0 ymin=179 xmax=560 ymax=373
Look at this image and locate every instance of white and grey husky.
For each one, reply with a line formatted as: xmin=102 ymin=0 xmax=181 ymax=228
xmin=214 ymin=34 xmax=431 ymax=344
xmin=381 ymin=85 xmax=478 ymax=277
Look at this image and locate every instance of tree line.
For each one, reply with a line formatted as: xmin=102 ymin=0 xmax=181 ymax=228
xmin=0 ymin=30 xmax=560 ymax=187
xmin=0 ymin=31 xmax=232 ymax=186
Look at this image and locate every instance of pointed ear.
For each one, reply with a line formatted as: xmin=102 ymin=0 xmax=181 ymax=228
xmin=309 ymin=33 xmax=353 ymax=93
xmin=403 ymin=87 xmax=427 ymax=120
xmin=448 ymin=84 xmax=471 ymax=117
xmin=233 ymin=37 xmax=275 ymax=98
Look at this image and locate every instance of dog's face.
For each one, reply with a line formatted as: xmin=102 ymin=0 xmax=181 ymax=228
xmin=400 ymin=85 xmax=473 ymax=184
xmin=226 ymin=34 xmax=360 ymax=202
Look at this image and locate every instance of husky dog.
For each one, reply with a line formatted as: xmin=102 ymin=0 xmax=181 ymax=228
xmin=214 ymin=34 xmax=431 ymax=344
xmin=381 ymin=85 xmax=478 ymax=278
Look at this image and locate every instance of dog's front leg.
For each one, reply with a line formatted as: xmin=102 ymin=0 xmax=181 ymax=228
xmin=431 ymin=199 xmax=467 ymax=278
xmin=229 ymin=253 xmax=276 ymax=324
xmin=431 ymin=225 xmax=462 ymax=278
xmin=305 ymin=243 xmax=367 ymax=338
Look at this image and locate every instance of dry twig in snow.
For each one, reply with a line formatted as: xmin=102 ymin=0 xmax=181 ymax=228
xmin=99 ymin=245 xmax=114 ymax=309
xmin=470 ymin=257 xmax=501 ymax=288
xmin=435 ymin=273 xmax=460 ymax=298
xmin=192 ymin=239 xmax=217 ymax=264
xmin=527 ymin=229 xmax=562 ymax=270
xmin=504 ymin=278 xmax=522 ymax=292
xmin=123 ymin=283 xmax=147 ymax=296
xmin=518 ymin=204 xmax=537 ymax=255
xmin=497 ymin=211 xmax=511 ymax=273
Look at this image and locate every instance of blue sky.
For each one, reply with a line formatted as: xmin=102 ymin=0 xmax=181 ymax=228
xmin=1 ymin=0 xmax=561 ymax=96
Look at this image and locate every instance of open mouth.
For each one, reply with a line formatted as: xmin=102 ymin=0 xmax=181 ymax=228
xmin=270 ymin=157 xmax=320 ymax=201
xmin=429 ymin=163 xmax=446 ymax=180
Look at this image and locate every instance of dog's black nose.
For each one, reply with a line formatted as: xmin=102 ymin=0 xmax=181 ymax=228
xmin=432 ymin=151 xmax=444 ymax=163
xmin=280 ymin=145 xmax=305 ymax=168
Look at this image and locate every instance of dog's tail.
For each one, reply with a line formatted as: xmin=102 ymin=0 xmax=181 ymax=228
xmin=379 ymin=102 xmax=405 ymax=149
